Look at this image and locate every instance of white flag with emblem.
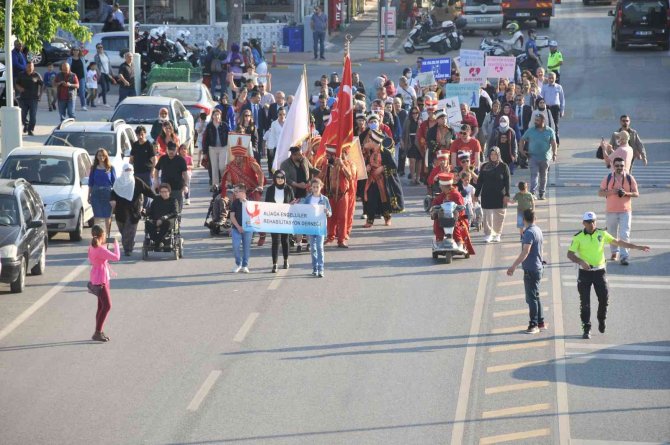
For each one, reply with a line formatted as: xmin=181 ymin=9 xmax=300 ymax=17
xmin=273 ymin=72 xmax=310 ymax=171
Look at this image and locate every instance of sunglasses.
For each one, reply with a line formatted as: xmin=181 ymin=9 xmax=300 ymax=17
xmin=614 ymin=164 xmax=625 ymax=168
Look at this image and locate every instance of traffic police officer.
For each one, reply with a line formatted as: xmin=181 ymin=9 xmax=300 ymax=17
xmin=567 ymin=211 xmax=650 ymax=339
xmin=547 ymin=40 xmax=563 ymax=83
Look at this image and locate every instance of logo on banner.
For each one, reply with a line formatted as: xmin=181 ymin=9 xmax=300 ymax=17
xmin=246 ymin=203 xmax=262 ymax=226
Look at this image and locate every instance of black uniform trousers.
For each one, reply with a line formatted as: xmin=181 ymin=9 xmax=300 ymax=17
xmin=577 ymin=268 xmax=609 ymax=328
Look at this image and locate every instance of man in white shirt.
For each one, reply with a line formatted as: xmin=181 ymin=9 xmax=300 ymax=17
xmin=540 ymin=72 xmax=565 ymax=145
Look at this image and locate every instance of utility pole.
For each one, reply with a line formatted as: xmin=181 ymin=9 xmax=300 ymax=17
xmin=1 ymin=0 xmax=23 ymax=159
xmin=128 ymin=0 xmax=141 ymax=95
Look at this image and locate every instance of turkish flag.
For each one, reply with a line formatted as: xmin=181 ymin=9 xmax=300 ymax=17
xmin=316 ymin=54 xmax=354 ymax=160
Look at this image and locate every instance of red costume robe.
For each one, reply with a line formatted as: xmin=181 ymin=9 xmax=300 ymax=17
xmin=316 ymin=156 xmax=352 ymax=243
xmin=221 ymin=156 xmax=265 ymax=201
xmin=432 ymin=188 xmax=475 ymax=254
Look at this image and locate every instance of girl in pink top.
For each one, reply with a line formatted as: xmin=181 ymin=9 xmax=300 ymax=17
xmin=88 ymin=225 xmax=120 ymax=342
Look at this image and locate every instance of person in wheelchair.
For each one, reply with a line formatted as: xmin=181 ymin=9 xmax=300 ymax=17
xmin=145 ymin=183 xmax=179 ymax=248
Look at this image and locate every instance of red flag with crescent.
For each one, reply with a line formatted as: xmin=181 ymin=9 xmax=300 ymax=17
xmin=316 ymin=54 xmax=353 ymax=159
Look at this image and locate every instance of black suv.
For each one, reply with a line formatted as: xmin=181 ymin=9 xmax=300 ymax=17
xmin=0 ymin=179 xmax=47 ymax=293
xmin=610 ymin=0 xmax=670 ymax=50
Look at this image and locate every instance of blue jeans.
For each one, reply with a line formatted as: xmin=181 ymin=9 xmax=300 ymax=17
xmin=99 ymin=73 xmax=111 ymax=105
xmin=309 ymin=235 xmax=325 ymax=272
xmin=19 ymin=98 xmax=38 ymax=131
xmin=313 ymin=31 xmax=325 ymax=58
xmin=57 ymin=99 xmax=76 ymax=121
xmin=529 ymin=157 xmax=549 ymax=196
xmin=231 ymin=229 xmax=252 ymax=267
xmin=77 ymin=84 xmax=87 ymax=107
xmin=210 ymin=71 xmax=227 ymax=97
xmin=524 ymin=269 xmax=544 ymax=325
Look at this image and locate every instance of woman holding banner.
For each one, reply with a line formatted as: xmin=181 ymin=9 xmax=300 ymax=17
xmin=265 ymin=170 xmax=295 ymax=273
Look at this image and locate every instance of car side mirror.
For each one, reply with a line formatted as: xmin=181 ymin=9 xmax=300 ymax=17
xmin=81 ymin=177 xmax=89 ymax=186
xmin=28 ymin=220 xmax=44 ymax=229
xmin=608 ymin=10 xmax=615 ymax=16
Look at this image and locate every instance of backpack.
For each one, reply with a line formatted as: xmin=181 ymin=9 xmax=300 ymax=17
xmin=606 ymin=172 xmax=632 ymax=191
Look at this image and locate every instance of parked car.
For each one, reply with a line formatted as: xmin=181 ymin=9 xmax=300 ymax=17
xmin=609 ymin=0 xmax=669 ymax=50
xmin=0 ymin=178 xmax=47 ymax=293
xmin=83 ymin=32 xmax=135 ymax=68
xmin=29 ymin=38 xmax=73 ymax=66
xmin=147 ymin=82 xmax=217 ymax=120
xmin=0 ymin=146 xmax=94 ymax=241
xmin=111 ymin=96 xmax=195 ymax=151
xmin=463 ymin=0 xmax=504 ymax=35
xmin=45 ymin=119 xmax=136 ymax=175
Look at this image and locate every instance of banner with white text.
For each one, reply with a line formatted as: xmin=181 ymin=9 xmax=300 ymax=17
xmin=242 ymin=201 xmax=328 ymax=236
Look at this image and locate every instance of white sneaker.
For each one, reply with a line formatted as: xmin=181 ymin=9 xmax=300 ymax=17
xmin=232 ymin=265 xmax=242 ymax=273
xmin=492 ymin=234 xmax=501 ymax=243
xmin=241 ymin=267 xmax=250 ymax=273
xmin=82 ymin=106 xmax=88 ymax=111
xmin=484 ymin=235 xmax=493 ymax=243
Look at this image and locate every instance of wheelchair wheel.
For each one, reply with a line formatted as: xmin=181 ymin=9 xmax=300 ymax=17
xmin=423 ymin=195 xmax=433 ymax=213
xmin=173 ymin=246 xmax=179 ymax=260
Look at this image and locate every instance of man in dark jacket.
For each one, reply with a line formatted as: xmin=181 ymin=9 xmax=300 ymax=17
xmin=241 ymin=91 xmax=270 ymax=163
xmin=202 ymin=109 xmax=230 ymax=186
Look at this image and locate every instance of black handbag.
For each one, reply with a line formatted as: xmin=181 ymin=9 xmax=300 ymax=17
xmin=596 ymin=145 xmax=604 ymax=159
xmin=87 ymin=281 xmax=104 ymax=297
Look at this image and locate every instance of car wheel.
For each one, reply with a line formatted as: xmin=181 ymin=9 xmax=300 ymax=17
xmin=614 ymin=35 xmax=623 ymax=51
xmin=444 ymin=252 xmax=453 ymax=264
xmin=31 ymin=245 xmax=46 ymax=275
xmin=611 ymin=36 xmax=615 ymax=48
xmin=69 ymin=211 xmax=84 ymax=242
xmin=432 ymin=252 xmax=439 ymax=259
xmin=29 ymin=51 xmax=44 ymax=66
xmin=10 ymin=257 xmax=26 ymax=293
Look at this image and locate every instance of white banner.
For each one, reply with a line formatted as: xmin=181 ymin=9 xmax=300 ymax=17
xmin=242 ymin=201 xmax=327 ymax=236
xmin=462 ymin=64 xmax=486 ymax=84
xmin=459 ymin=49 xmax=486 ymax=67
xmin=443 ymin=96 xmax=462 ymax=127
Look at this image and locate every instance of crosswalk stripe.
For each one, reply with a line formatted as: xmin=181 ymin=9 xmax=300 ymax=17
xmin=495 ymin=291 xmax=549 ymax=302
xmin=565 ymin=342 xmax=670 ymax=353
xmin=489 ymin=341 xmax=549 ymax=353
xmin=479 ymin=428 xmax=551 ymax=444
xmin=485 ymin=381 xmax=550 ymax=395
xmin=482 ymin=403 xmax=550 ymax=419
xmin=562 ymin=281 xmax=668 ymax=290
xmin=494 ymin=308 xmax=550 ymax=318
xmin=487 ymin=359 xmax=546 ymax=373
xmin=563 ymin=274 xmax=670 ymax=283
xmin=491 ymin=325 xmax=529 ymax=334
xmin=566 ymin=352 xmax=670 ymax=362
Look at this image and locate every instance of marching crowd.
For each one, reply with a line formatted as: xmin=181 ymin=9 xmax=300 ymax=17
xmin=12 ymin=36 xmax=649 ymax=342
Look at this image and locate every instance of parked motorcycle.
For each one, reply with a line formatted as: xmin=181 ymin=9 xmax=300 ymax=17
xmin=404 ymin=17 xmax=466 ymax=54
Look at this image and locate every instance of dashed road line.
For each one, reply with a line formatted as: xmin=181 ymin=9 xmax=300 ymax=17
xmin=487 ymin=359 xmax=546 ymax=373
xmin=491 ymin=325 xmax=529 ymax=334
xmin=479 ymin=428 xmax=551 ymax=444
xmin=493 ymin=307 xmax=549 ymax=318
xmin=497 ymin=278 xmax=547 ymax=287
xmin=485 ymin=381 xmax=550 ymax=395
xmin=267 ymin=270 xmax=287 ymax=290
xmin=489 ymin=341 xmax=549 ymax=353
xmin=0 ymin=261 xmax=88 ymax=343
xmin=482 ymin=403 xmax=550 ymax=419
xmin=233 ymin=312 xmax=260 ymax=343
xmin=186 ymin=370 xmax=222 ymax=411
xmin=495 ymin=291 xmax=548 ymax=302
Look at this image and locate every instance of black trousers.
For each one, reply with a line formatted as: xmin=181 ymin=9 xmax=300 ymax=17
xmin=398 ymin=146 xmax=407 ymax=175
xmin=267 ymin=148 xmax=275 ymax=174
xmin=548 ymin=104 xmax=561 ymax=145
xmin=577 ymin=269 xmax=609 ymax=328
xmin=271 ymin=233 xmax=289 ymax=264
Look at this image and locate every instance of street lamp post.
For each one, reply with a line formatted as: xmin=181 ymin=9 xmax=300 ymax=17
xmin=128 ymin=0 xmax=141 ymax=95
xmin=1 ymin=0 xmax=23 ymax=159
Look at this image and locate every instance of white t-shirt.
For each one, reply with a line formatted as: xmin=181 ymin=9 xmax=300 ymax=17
xmin=86 ymin=70 xmax=98 ymax=89
xmin=309 ymin=195 xmax=321 ymax=205
xmin=274 ymin=187 xmax=285 ymax=204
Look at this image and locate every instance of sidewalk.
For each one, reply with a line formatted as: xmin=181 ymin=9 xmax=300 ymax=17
xmin=276 ymin=0 xmax=406 ymax=66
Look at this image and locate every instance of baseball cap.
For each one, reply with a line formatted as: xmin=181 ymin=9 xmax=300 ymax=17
xmin=549 ymin=40 xmax=558 ymax=47
xmin=582 ymin=211 xmax=597 ymax=221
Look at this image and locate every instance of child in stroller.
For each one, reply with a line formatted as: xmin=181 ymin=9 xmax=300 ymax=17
xmin=424 ymin=149 xmax=451 ymax=212
xmin=143 ymin=183 xmax=182 ymax=258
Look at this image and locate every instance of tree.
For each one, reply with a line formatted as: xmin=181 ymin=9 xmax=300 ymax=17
xmin=227 ymin=0 xmax=242 ymax=51
xmin=0 ymin=0 xmax=91 ymax=54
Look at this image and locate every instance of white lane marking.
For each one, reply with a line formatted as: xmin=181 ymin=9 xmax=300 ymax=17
xmin=267 ymin=270 xmax=285 ymax=290
xmin=491 ymin=325 xmax=529 ymax=334
xmin=0 ymin=262 xmax=88 ymax=343
xmin=565 ymin=343 xmax=670 ymax=353
xmin=493 ymin=307 xmax=550 ymax=318
xmin=479 ymin=428 xmax=551 ymax=444
xmin=496 ymin=291 xmax=549 ymax=302
xmin=186 ymin=370 xmax=222 ymax=411
xmin=482 ymin=403 xmax=550 ymax=419
xmin=563 ymin=274 xmax=670 ymax=283
xmin=562 ymin=282 xmax=669 ymax=290
xmin=570 ymin=440 xmax=670 ymax=445
xmin=233 ymin=312 xmax=260 ymax=343
xmin=565 ymin=352 xmax=670 ymax=363
xmin=485 ymin=381 xmax=550 ymax=395
xmin=449 ymin=244 xmax=493 ymax=445
xmin=489 ymin=341 xmax=549 ymax=353
xmin=549 ymin=188 xmax=570 ymax=445
xmin=498 ymin=278 xmax=547 ymax=287
xmin=487 ymin=359 xmax=547 ymax=373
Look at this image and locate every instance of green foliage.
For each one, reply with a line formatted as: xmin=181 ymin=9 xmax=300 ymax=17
xmin=0 ymin=0 xmax=91 ymax=53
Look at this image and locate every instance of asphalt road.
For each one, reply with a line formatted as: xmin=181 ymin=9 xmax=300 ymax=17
xmin=1 ymin=0 xmax=669 ymax=443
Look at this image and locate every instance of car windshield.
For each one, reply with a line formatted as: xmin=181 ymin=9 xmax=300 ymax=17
xmin=112 ymin=104 xmax=173 ymax=124
xmin=622 ymin=0 xmax=667 ymax=26
xmin=46 ymin=131 xmax=117 ymax=157
xmin=0 ymin=155 xmax=75 ymax=186
xmin=151 ymin=86 xmax=201 ymax=103
xmin=0 ymin=196 xmax=20 ymax=226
